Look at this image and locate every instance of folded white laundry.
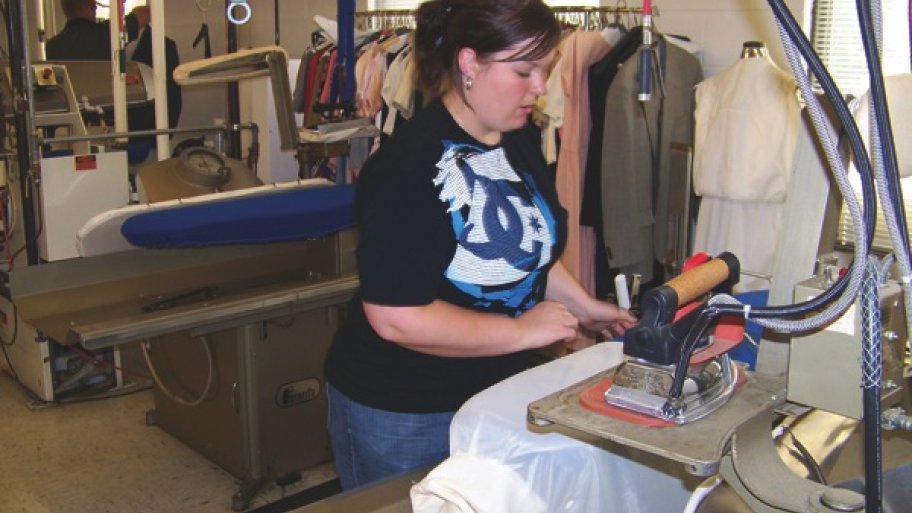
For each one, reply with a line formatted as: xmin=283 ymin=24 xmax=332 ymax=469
xmin=410 ymin=452 xmax=546 ymax=513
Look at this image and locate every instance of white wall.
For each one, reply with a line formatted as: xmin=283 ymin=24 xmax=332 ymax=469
xmin=652 ymin=0 xmax=810 ymax=77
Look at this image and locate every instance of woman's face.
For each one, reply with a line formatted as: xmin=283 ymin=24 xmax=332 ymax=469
xmin=457 ymin=39 xmax=555 ymax=144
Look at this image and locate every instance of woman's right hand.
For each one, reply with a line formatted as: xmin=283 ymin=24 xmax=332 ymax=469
xmin=515 ymin=300 xmax=580 ymax=349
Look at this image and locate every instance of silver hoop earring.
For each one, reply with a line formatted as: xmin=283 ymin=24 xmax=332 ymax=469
xmin=464 ymin=76 xmax=473 ymax=90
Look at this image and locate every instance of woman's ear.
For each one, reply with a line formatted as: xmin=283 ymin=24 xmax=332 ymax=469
xmin=456 ymin=47 xmax=480 ymax=82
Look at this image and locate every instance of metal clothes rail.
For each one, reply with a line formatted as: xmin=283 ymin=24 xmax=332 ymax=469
xmin=353 ymin=4 xmax=653 ymax=31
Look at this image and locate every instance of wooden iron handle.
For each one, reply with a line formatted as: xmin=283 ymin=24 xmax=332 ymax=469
xmin=664 ymin=255 xmax=737 ymax=305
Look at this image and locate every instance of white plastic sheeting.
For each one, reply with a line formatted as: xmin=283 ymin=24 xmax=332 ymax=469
xmin=412 ymin=342 xmax=701 ymax=513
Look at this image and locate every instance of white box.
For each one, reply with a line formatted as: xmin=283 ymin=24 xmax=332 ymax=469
xmin=39 ymin=151 xmax=130 ymax=261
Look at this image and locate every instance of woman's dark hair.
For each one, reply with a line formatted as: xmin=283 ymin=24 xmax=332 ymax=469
xmin=413 ymin=0 xmax=561 ymax=97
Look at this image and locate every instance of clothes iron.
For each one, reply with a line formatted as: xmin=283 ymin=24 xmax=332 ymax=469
xmin=605 ymin=252 xmax=744 ymax=425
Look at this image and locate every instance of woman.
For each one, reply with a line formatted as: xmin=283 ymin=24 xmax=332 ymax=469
xmin=324 ymin=0 xmax=636 ymax=490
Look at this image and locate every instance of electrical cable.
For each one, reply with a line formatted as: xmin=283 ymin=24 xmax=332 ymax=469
xmin=0 ymin=333 xmax=19 ymax=378
xmin=67 ymin=344 xmax=153 ymax=381
xmin=53 ymin=382 xmax=153 ymax=404
xmin=8 ymin=175 xmax=42 ymax=272
xmin=775 ymin=424 xmax=828 ymax=485
xmin=2 ymin=336 xmax=153 ymax=407
xmin=140 ymin=336 xmax=214 ymax=407
xmin=0 ymin=296 xmax=17 ymax=347
xmin=0 ymin=187 xmax=15 ymax=268
xmin=638 ymin=101 xmax=658 ymax=193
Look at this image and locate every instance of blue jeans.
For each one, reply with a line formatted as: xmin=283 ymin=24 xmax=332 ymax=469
xmin=326 ymin=383 xmax=454 ymax=490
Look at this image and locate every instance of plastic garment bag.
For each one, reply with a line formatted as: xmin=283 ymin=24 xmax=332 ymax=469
xmin=411 ymin=342 xmax=701 ymax=513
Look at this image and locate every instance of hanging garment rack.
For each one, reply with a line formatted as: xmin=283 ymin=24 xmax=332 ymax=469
xmin=354 ymin=4 xmax=654 ymax=31
xmin=354 ymin=9 xmax=415 ymax=31
xmin=554 ymin=4 xmax=659 ymax=30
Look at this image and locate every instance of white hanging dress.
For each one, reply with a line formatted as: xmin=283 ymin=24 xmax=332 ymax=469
xmin=692 ymin=54 xmax=801 ymax=293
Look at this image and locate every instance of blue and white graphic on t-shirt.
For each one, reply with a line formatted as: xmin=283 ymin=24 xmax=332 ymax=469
xmin=433 ymin=142 xmax=556 ymax=313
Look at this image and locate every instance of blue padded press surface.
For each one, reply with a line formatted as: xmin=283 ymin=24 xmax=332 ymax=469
xmin=121 ymin=184 xmax=355 ymax=248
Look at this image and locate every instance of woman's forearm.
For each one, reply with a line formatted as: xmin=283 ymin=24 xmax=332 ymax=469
xmin=363 ymin=298 xmax=578 ymax=357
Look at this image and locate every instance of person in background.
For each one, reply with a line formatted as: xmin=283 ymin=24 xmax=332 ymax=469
xmin=124 ymin=6 xmax=183 ymax=133
xmin=324 ymin=0 xmax=637 ymax=491
xmin=46 ymin=1 xmax=181 ymax=142
xmin=45 ymin=0 xmax=110 ymax=60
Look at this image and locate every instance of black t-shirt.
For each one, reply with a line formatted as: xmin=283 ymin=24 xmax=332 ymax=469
xmin=325 ymin=99 xmax=568 ymax=413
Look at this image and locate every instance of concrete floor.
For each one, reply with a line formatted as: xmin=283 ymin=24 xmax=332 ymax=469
xmin=0 ymin=372 xmax=337 ymax=513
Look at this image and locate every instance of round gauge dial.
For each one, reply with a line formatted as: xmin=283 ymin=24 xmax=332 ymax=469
xmin=178 ymin=147 xmax=231 ymax=188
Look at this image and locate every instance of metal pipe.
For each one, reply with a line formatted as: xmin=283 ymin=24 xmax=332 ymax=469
xmin=33 ymin=0 xmax=47 ymax=60
xmin=274 ymin=0 xmax=280 ymax=45
xmin=43 ymin=126 xmax=224 ymax=145
xmin=225 ymin=0 xmax=241 ymax=159
xmin=8 ymin=0 xmax=40 ymax=265
xmin=109 ymin=0 xmax=128 ymax=137
xmin=149 ymin=0 xmax=170 ymax=159
xmin=41 ymin=122 xmax=258 ymax=145
xmin=17 ymin=0 xmax=39 ymax=169
xmin=338 ymin=0 xmax=355 ymax=103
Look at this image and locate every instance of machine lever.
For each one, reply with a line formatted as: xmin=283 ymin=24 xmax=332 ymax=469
xmin=141 ymin=286 xmax=219 ymax=313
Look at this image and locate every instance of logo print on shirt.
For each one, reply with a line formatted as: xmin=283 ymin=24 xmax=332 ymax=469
xmin=433 ymin=142 xmax=555 ymax=312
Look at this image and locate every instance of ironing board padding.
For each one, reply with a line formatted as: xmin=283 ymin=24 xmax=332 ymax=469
xmin=76 ymin=179 xmax=348 ymax=256
xmin=121 ymin=183 xmax=355 ymax=249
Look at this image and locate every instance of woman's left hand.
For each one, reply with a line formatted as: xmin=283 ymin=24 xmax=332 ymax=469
xmin=579 ymin=300 xmax=638 ymax=339
xmin=543 ymin=261 xmax=637 ymax=341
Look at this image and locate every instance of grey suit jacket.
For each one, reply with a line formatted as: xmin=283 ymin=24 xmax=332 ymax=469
xmin=599 ymin=37 xmax=703 ymax=283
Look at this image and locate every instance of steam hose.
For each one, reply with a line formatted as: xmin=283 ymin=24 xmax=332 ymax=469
xmin=707 ymin=0 xmax=878 ymax=334
xmin=859 ymin=0 xmax=912 ymax=344
xmin=861 ymin=257 xmax=884 ymax=513
xmin=707 ymin=3 xmax=900 ymax=512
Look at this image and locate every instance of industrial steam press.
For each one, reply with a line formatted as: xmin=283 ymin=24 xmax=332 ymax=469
xmin=6 ymin=46 xmax=376 ymax=511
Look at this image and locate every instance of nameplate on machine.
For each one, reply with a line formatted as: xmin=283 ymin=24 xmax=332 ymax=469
xmin=275 ymin=377 xmax=322 ymax=407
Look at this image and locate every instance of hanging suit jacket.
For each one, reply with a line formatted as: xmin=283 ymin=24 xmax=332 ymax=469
xmin=598 ymin=35 xmax=703 ymax=283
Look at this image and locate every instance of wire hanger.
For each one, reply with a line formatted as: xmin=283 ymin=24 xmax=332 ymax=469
xmin=194 ymin=0 xmax=212 ymax=58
